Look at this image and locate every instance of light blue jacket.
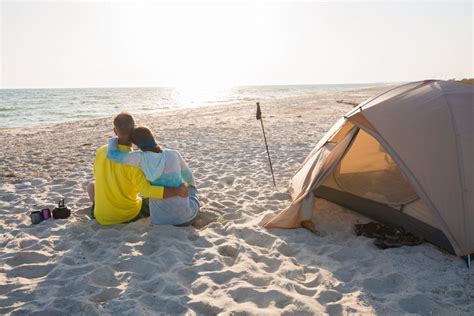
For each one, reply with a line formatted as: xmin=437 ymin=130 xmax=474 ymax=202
xmin=107 ymin=138 xmax=198 ymax=225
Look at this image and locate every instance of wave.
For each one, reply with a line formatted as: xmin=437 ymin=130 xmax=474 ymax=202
xmin=0 ymin=84 xmax=383 ymax=128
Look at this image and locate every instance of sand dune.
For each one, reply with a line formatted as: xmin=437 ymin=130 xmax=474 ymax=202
xmin=1 ymin=86 xmax=473 ymax=315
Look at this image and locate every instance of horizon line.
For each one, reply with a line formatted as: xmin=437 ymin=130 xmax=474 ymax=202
xmin=0 ymin=81 xmax=406 ymax=90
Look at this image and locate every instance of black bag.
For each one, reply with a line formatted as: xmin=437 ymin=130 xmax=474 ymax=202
xmin=52 ymin=199 xmax=71 ymax=219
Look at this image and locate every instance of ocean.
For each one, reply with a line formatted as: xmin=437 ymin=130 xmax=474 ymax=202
xmin=0 ymin=84 xmax=381 ymax=128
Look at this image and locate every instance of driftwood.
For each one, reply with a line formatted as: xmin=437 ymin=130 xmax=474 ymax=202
xmin=336 ymin=99 xmax=359 ymax=107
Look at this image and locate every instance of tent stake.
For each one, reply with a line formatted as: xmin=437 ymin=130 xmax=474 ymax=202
xmin=467 ymin=255 xmax=471 ymax=269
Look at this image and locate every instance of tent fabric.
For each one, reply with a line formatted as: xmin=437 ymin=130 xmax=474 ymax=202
xmin=403 ymin=199 xmax=439 ymax=229
xmin=322 ymin=174 xmax=439 ymax=229
xmin=260 ymin=127 xmax=357 ymax=229
xmin=300 ymin=117 xmax=348 ymax=167
xmin=260 ymin=80 xmax=474 ymax=256
xmin=334 ymin=129 xmax=418 ymax=205
xmin=348 ymin=81 xmax=473 ymax=255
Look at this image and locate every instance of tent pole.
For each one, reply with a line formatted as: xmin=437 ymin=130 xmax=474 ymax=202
xmin=256 ymin=102 xmax=277 ymax=189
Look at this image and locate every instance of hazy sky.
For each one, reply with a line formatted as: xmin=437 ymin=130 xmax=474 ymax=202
xmin=1 ymin=1 xmax=472 ymax=88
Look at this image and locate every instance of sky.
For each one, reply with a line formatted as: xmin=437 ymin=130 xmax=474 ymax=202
xmin=1 ymin=0 xmax=473 ymax=88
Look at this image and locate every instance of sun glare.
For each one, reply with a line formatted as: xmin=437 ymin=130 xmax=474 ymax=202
xmin=113 ymin=2 xmax=263 ymax=89
xmin=174 ymin=82 xmax=232 ymax=106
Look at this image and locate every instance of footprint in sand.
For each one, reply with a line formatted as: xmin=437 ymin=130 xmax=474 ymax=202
xmin=317 ymin=290 xmax=343 ymax=305
xmin=244 ymin=274 xmax=273 ymax=287
xmin=88 ymin=266 xmax=120 ymax=287
xmin=139 ymin=294 xmax=187 ymax=313
xmin=294 ymin=284 xmax=318 ymax=296
xmin=96 ymin=228 xmax=122 ymax=239
xmin=90 ymin=287 xmax=123 ymax=303
xmin=326 ymin=303 xmax=343 ymax=316
xmin=51 ymin=178 xmax=66 ymax=185
xmin=112 ymin=257 xmax=156 ymax=276
xmin=191 ymin=281 xmax=210 ymax=295
xmin=249 ymin=253 xmax=282 ymax=273
xmin=220 ymin=176 xmax=235 ymax=185
xmin=398 ymin=293 xmax=446 ymax=315
xmin=362 ymin=273 xmax=404 ymax=294
xmin=303 ymin=274 xmax=322 ymax=288
xmin=276 ymin=241 xmax=298 ymax=257
xmin=5 ymin=251 xmax=50 ymax=266
xmin=208 ymin=200 xmax=225 ymax=209
xmin=56 ymin=278 xmax=89 ymax=297
xmin=192 ymin=209 xmax=219 ymax=230
xmin=187 ymin=300 xmax=223 ymax=315
xmin=205 ymin=270 xmax=242 ymax=285
xmin=217 ymin=244 xmax=239 ymax=259
xmin=162 ymin=284 xmax=187 ymax=296
xmin=246 ymin=190 xmax=259 ymax=197
xmin=271 ymin=192 xmax=290 ymax=201
xmin=220 ymin=200 xmax=236 ymax=208
xmin=61 ymin=180 xmax=76 ymax=187
xmin=31 ymin=179 xmax=46 ymax=186
xmin=7 ymin=263 xmax=56 ymax=279
xmin=193 ymin=259 xmax=224 ymax=272
xmin=176 ymin=266 xmax=199 ymax=287
xmin=332 ymin=267 xmax=356 ymax=283
xmin=229 ymin=287 xmax=293 ymax=309
xmin=237 ymin=227 xmax=276 ymax=248
xmin=2 ymin=193 xmax=17 ymax=202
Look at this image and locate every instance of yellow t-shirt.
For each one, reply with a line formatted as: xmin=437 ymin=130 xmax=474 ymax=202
xmin=93 ymin=144 xmax=164 ymax=225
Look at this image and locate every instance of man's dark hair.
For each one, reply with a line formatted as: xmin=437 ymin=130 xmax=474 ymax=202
xmin=113 ymin=112 xmax=135 ymax=135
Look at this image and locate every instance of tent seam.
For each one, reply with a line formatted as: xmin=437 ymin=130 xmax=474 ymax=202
xmin=441 ymin=88 xmax=469 ymax=254
xmin=307 ymin=128 xmax=360 ymax=194
xmin=346 ymin=80 xmax=438 ymax=117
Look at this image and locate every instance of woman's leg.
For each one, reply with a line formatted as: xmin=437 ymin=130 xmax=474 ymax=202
xmin=175 ymin=187 xmax=200 ymax=227
xmin=175 ymin=186 xmax=201 ymax=226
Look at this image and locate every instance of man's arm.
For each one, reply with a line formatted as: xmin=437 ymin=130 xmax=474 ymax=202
xmin=163 ymin=184 xmax=189 ymax=198
xmin=107 ymin=138 xmax=141 ymax=167
xmin=129 ymin=168 xmax=188 ymax=199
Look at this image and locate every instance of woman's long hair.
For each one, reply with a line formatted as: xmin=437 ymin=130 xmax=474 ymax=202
xmin=130 ymin=126 xmax=162 ymax=153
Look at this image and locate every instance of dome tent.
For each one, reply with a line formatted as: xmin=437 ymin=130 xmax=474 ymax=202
xmin=260 ymin=80 xmax=474 ymax=257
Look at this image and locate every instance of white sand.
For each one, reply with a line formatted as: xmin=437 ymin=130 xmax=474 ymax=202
xmin=1 ymin=86 xmax=473 ymax=315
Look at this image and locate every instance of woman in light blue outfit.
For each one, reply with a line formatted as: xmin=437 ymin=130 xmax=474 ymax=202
xmin=107 ymin=126 xmax=200 ymax=226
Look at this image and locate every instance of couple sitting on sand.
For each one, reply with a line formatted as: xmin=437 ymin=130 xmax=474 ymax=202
xmin=87 ymin=112 xmax=200 ymax=226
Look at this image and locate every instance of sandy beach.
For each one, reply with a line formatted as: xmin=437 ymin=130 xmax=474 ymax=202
xmin=1 ymin=86 xmax=473 ymax=315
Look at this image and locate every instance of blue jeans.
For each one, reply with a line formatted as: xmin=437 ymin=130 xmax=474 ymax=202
xmin=175 ymin=187 xmax=200 ymax=226
xmin=149 ymin=186 xmax=200 ymax=226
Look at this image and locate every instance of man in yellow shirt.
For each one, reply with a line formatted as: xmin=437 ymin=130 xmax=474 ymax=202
xmin=86 ymin=113 xmax=188 ymax=225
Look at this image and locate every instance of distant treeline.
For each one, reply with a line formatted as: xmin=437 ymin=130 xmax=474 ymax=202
xmin=450 ymin=78 xmax=474 ymax=85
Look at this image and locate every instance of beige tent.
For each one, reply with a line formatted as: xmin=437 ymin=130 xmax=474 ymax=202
xmin=260 ymin=80 xmax=474 ymax=256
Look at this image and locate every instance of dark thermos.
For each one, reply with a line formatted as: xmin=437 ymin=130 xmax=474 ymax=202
xmin=52 ymin=199 xmax=71 ymax=219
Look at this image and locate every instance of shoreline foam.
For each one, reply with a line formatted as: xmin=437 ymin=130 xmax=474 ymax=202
xmin=0 ymin=83 xmax=392 ymax=129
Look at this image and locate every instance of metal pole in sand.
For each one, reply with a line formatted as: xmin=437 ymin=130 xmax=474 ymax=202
xmin=256 ymin=102 xmax=277 ymax=189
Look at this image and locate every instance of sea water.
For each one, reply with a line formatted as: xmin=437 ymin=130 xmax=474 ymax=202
xmin=0 ymin=84 xmax=381 ymax=128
